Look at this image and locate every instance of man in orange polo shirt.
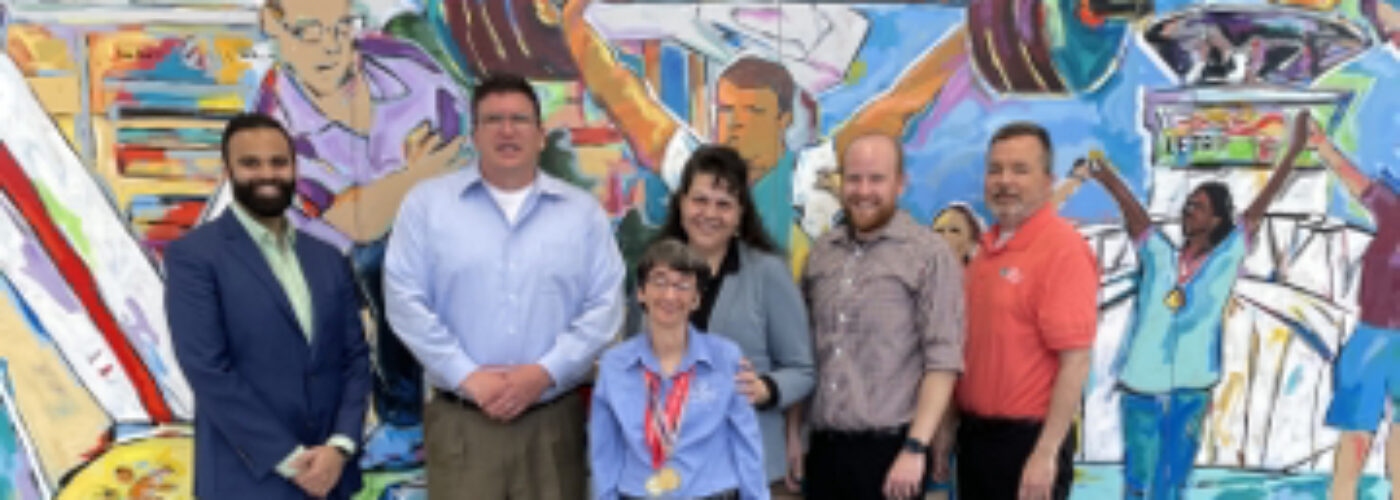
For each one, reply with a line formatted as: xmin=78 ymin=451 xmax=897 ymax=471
xmin=950 ymin=122 xmax=1099 ymax=500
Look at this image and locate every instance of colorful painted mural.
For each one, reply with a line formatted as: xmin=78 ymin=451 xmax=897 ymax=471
xmin=1 ymin=0 xmax=1397 ymax=498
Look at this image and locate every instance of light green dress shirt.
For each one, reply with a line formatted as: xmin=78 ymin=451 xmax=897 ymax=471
xmin=230 ymin=205 xmax=357 ymax=477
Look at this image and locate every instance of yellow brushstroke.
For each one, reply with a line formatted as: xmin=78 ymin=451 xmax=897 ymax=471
xmin=7 ymin=24 xmax=77 ymax=72
xmin=1270 ymin=327 xmax=1292 ymax=345
xmin=507 ymin=4 xmax=534 ymax=59
xmin=1017 ymin=43 xmax=1048 ymax=92
xmin=0 ymin=293 xmax=111 ymax=485
xmin=196 ymin=93 xmax=245 ymax=113
xmin=1211 ymin=373 xmax=1246 ymax=450
xmin=57 ymin=432 xmax=193 ymax=500
xmin=981 ymin=30 xmax=1012 ymax=92
xmin=477 ymin=2 xmax=510 ymax=61
xmin=455 ymin=0 xmax=488 ymax=75
xmin=212 ymin=37 xmax=255 ymax=86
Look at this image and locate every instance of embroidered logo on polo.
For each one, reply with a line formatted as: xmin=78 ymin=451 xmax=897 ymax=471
xmin=690 ymin=381 xmax=721 ymax=405
xmin=999 ymin=266 xmax=1023 ymax=284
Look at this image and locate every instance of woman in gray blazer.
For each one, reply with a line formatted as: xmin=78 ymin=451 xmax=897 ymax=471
xmin=625 ymin=145 xmax=815 ymax=498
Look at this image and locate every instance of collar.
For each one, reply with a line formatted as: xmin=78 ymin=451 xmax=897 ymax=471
xmin=456 ymin=166 xmax=566 ymax=199
xmin=273 ymin=42 xmax=409 ymax=133
xmin=718 ymin=239 xmax=742 ymax=276
xmin=831 ymin=211 xmax=922 ymax=248
xmin=629 ymin=326 xmax=714 ymax=376
xmin=981 ymin=204 xmax=1055 ymax=254
xmin=230 ymin=202 xmax=295 ymax=248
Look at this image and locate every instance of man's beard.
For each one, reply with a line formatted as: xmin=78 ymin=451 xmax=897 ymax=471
xmin=846 ymin=200 xmax=898 ymax=234
xmin=988 ymin=189 xmax=1045 ymax=228
xmin=233 ymin=178 xmax=295 ymax=218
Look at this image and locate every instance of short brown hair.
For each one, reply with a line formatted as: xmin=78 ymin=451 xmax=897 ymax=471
xmin=717 ymin=57 xmax=795 ymax=115
xmin=989 ymin=121 xmax=1053 ymax=174
xmin=635 ymin=238 xmax=712 ymax=293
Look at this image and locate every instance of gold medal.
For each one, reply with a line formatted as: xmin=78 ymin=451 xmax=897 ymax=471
xmin=645 ymin=467 xmax=682 ymax=496
xmin=1165 ymin=287 xmax=1185 ymax=312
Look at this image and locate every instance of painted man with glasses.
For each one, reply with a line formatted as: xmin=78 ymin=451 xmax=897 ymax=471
xmin=255 ymin=0 xmax=469 ymax=468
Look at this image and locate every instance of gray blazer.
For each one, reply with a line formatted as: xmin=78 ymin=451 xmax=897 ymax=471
xmin=625 ymin=242 xmax=815 ymax=482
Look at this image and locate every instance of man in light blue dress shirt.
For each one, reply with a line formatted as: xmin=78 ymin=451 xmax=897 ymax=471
xmin=384 ymin=74 xmax=625 ymax=499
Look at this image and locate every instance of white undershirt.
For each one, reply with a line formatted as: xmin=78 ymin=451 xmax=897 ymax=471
xmin=484 ymin=180 xmax=534 ymax=225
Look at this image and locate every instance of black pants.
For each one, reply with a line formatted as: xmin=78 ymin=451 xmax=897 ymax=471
xmin=805 ymin=426 xmax=927 ymax=500
xmin=956 ymin=413 xmax=1076 ymax=500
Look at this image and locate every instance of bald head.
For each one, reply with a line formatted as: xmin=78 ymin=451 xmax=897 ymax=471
xmin=841 ymin=134 xmax=904 ymax=176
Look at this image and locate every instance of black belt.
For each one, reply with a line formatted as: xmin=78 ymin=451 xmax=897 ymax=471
xmin=621 ymin=489 xmax=738 ymax=500
xmin=433 ymin=388 xmax=573 ymax=416
xmin=811 ymin=423 xmax=910 ymax=441
xmin=958 ymin=412 xmax=1045 ymax=434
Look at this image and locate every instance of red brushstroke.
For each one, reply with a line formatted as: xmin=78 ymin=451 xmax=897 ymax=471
xmin=1078 ymin=0 xmax=1107 ymax=28
xmin=0 ymin=142 xmax=173 ymax=423
xmin=163 ymin=200 xmax=205 ymax=228
xmin=569 ymin=127 xmax=623 ymax=146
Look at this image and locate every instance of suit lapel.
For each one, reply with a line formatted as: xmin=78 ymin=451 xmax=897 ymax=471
xmin=295 ymin=235 xmax=331 ymax=365
xmin=219 ymin=214 xmax=309 ymax=346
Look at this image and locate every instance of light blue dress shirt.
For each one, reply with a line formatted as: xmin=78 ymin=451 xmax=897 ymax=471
xmin=590 ymin=327 xmax=768 ymax=500
xmin=1115 ymin=226 xmax=1249 ymax=393
xmin=383 ymin=167 xmax=624 ymax=401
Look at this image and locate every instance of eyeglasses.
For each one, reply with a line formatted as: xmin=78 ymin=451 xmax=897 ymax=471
xmin=479 ymin=113 xmax=537 ymax=129
xmin=644 ymin=275 xmax=696 ymax=293
xmin=280 ymin=16 xmax=364 ymax=44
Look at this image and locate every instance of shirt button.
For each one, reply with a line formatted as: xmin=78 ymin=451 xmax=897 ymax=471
xmin=828 ymin=382 xmax=838 ymax=391
xmin=838 ymin=313 xmax=847 ymax=323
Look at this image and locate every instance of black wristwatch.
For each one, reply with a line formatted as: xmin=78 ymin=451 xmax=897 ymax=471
xmin=901 ymin=437 xmax=929 ymax=455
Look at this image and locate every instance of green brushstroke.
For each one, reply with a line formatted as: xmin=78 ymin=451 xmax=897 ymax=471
xmin=34 ymin=183 xmax=92 ymax=261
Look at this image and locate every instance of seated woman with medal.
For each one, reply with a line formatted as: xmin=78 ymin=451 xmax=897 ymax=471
xmin=590 ymin=239 xmax=768 ymax=500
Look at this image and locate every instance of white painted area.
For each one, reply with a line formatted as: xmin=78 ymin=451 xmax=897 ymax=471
xmin=584 ymin=3 xmax=869 ymax=95
xmin=0 ymin=54 xmax=193 ymax=421
xmin=1077 ymin=218 xmax=1374 ymax=472
xmin=0 ymin=198 xmax=147 ymax=421
xmin=1147 ymin=169 xmax=1331 ymax=220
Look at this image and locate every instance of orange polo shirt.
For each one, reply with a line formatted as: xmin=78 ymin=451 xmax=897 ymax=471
xmin=956 ymin=206 xmax=1099 ymax=419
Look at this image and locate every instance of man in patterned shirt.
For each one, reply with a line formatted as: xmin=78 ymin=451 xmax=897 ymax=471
xmin=796 ymin=133 xmax=965 ymax=500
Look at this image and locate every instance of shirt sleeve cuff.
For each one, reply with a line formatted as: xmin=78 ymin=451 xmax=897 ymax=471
xmin=326 ymin=435 xmax=357 ymax=456
xmin=756 ymin=374 xmax=781 ymax=411
xmin=442 ymin=356 xmax=479 ymax=395
xmin=538 ymin=354 xmax=570 ymax=391
xmin=275 ymin=445 xmax=308 ymax=479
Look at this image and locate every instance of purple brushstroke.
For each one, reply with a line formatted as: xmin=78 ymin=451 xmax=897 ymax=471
xmin=19 ymin=241 xmax=81 ymax=313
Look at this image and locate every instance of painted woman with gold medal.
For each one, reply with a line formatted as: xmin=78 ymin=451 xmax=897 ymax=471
xmin=1081 ymin=111 xmax=1310 ymax=498
xmin=590 ymin=239 xmax=769 ymax=499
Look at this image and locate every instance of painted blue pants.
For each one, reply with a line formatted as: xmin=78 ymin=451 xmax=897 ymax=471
xmin=1120 ymin=389 xmax=1210 ymax=500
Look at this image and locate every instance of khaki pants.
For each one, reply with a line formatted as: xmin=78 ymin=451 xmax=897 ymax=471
xmin=425 ymin=391 xmax=587 ymax=499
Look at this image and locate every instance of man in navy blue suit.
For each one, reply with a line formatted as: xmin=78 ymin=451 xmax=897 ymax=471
xmin=166 ymin=113 xmax=372 ymax=499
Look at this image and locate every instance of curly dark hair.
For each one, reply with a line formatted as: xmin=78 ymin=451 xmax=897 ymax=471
xmin=657 ymin=145 xmax=779 ymax=254
xmin=1190 ymin=182 xmax=1236 ymax=248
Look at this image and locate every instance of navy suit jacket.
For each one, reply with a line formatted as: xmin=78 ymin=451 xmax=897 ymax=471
xmin=165 ymin=212 xmax=371 ymax=499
